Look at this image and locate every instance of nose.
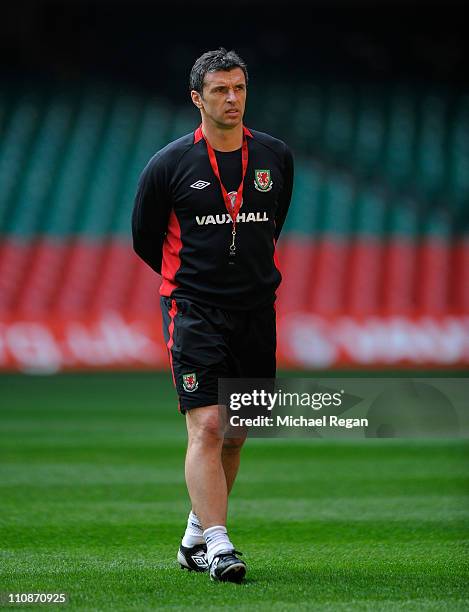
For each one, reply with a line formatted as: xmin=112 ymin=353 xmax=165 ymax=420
xmin=226 ymin=88 xmax=236 ymax=102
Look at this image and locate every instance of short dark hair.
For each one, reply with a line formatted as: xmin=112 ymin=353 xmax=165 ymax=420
xmin=189 ymin=48 xmax=248 ymax=94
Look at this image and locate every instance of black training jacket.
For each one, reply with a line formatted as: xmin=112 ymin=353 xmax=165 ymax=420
xmin=132 ymin=125 xmax=294 ymax=310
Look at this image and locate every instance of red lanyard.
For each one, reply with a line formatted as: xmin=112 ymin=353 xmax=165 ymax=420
xmin=202 ymin=126 xmax=249 ymax=257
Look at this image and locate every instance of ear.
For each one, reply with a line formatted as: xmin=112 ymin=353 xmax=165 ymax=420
xmin=191 ymin=90 xmax=203 ymax=109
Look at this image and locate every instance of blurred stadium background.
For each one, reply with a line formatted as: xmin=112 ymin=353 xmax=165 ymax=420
xmin=0 ymin=0 xmax=468 ymax=373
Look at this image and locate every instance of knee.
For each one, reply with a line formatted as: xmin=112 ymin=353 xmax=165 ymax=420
xmin=188 ymin=414 xmax=224 ymax=448
xmin=222 ymin=436 xmax=246 ymax=453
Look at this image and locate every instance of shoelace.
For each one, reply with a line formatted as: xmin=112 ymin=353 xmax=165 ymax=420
xmin=215 ymin=549 xmax=243 ymax=558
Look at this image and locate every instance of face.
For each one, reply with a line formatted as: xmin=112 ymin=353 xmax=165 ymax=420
xmin=191 ymin=67 xmax=247 ymax=129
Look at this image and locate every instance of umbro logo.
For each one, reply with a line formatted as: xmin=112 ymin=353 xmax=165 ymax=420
xmin=192 ymin=555 xmax=208 ymax=568
xmin=190 ymin=180 xmax=210 ymax=190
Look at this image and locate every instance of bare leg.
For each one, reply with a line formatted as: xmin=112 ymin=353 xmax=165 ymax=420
xmin=222 ymin=435 xmax=247 ymax=494
xmin=185 ymin=405 xmax=227 ymax=529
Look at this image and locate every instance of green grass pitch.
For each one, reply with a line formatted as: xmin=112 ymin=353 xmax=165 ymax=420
xmin=1 ymin=372 xmax=468 ymax=610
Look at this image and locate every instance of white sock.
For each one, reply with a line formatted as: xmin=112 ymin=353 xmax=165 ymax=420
xmin=203 ymin=525 xmax=234 ymax=564
xmin=181 ymin=511 xmax=205 ymax=547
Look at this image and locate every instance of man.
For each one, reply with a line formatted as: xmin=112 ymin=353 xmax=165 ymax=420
xmin=132 ymin=48 xmax=294 ymax=583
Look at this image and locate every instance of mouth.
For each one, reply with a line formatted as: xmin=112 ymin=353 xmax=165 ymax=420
xmin=225 ymin=109 xmax=240 ymax=115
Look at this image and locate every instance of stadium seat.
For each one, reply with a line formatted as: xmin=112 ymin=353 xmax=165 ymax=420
xmin=55 ymin=241 xmax=106 ymax=316
xmin=0 ymin=240 xmax=32 ymax=315
xmin=76 ymin=96 xmax=141 ymax=236
xmin=15 ymin=239 xmax=68 ymax=317
xmin=453 ymin=239 xmax=469 ymax=314
xmin=383 ymin=89 xmax=417 ymax=187
xmin=91 ymin=239 xmax=137 ymax=312
xmin=415 ymin=94 xmax=447 ymax=196
xmin=43 ymin=90 xmax=110 ymax=236
xmin=322 ymin=83 xmax=356 ymax=163
xmin=353 ymin=85 xmax=386 ymax=175
xmin=126 ymin=260 xmax=161 ymax=316
xmin=0 ymin=94 xmax=43 ymax=234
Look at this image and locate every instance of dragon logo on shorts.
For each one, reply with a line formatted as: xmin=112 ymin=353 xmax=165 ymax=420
xmin=182 ymin=372 xmax=199 ymax=393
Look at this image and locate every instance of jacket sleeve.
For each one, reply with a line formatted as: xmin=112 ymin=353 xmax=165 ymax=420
xmin=274 ymin=144 xmax=294 ymax=241
xmin=131 ymin=154 xmax=172 ymax=275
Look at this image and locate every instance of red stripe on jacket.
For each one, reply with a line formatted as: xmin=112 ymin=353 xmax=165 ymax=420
xmin=166 ymin=298 xmax=178 ymax=386
xmin=160 ymin=209 xmax=182 ymax=296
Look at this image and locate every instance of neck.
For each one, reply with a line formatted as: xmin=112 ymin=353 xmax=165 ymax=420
xmin=201 ymin=119 xmax=243 ymax=152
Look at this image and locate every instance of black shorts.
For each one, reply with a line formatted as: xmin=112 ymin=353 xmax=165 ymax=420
xmin=160 ymin=297 xmax=276 ymax=413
